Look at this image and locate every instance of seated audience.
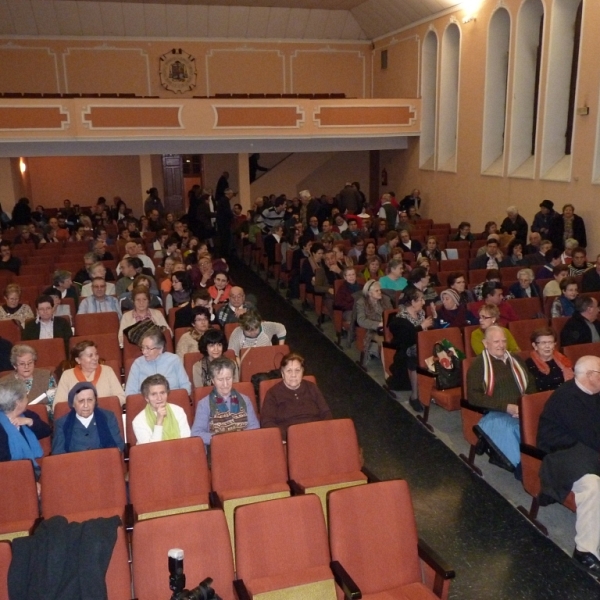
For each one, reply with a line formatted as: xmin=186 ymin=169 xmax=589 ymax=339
xmin=560 ymin=237 xmax=580 ymax=265
xmin=568 ymin=247 xmax=593 ymax=276
xmin=190 ymin=253 xmax=215 ymax=289
xmin=52 ymin=382 xmax=124 ymax=455
xmin=507 ymin=269 xmax=542 ymax=299
xmin=125 ymin=328 xmax=191 ymax=395
xmin=119 ymin=274 xmax=161 ymax=312
xmin=398 ymin=229 xmax=422 ymax=254
xmin=560 ymin=296 xmax=600 ymax=347
xmin=358 ymin=240 xmax=378 ymax=265
xmin=1 ymin=344 xmax=56 ymax=404
xmin=551 ymin=277 xmax=578 ymax=318
xmin=0 ymin=283 xmax=34 ymax=327
xmin=228 ymin=310 xmax=286 ymax=358
xmin=467 ymin=326 xmax=534 ymax=471
xmin=260 ymin=352 xmax=332 ymax=440
xmin=379 ymin=259 xmax=407 ymax=292
xmin=404 ymin=266 xmax=437 ymax=303
xmin=447 ymin=271 xmax=475 ymax=305
xmin=77 ymin=277 xmax=121 ymax=318
xmin=54 ymin=340 xmax=125 ymax=407
xmin=0 ymin=241 xmax=21 ymax=275
xmin=347 ymin=236 xmax=365 ymax=263
xmin=362 ymin=255 xmax=384 ymax=281
xmin=334 ymin=266 xmax=361 ymax=323
xmin=471 ymin=303 xmax=520 ymax=356
xmin=537 ymin=356 xmax=600 ymax=574
xmin=0 ymin=378 xmax=49 ymax=475
xmin=79 ymin=263 xmax=116 ymax=297
xmin=472 ymin=269 xmax=502 ymax=301
xmin=191 ymin=357 xmax=259 ymax=447
xmin=22 ymin=295 xmax=72 ymax=354
xmin=118 ymin=287 xmax=170 ymax=347
xmin=386 ymin=287 xmax=435 ymax=411
xmin=378 ymin=231 xmax=399 ymax=261
xmin=132 ymin=374 xmax=191 ymax=444
xmin=193 ymin=328 xmax=238 ymax=388
xmin=470 ymin=282 xmax=518 ymax=327
xmin=418 ymin=236 xmax=447 ymax=262
xmin=500 ymin=239 xmax=527 ymax=267
xmin=164 ymin=270 xmax=193 ymax=314
xmin=216 ymin=286 xmax=254 ymax=327
xmin=543 ymin=264 xmax=569 ymax=297
xmin=208 ymin=271 xmax=232 ymax=304
xmin=437 ymin=289 xmax=477 ymax=328
xmin=175 ymin=306 xmax=212 ymax=359
xmin=536 ymin=248 xmax=562 ymax=281
xmin=453 ymin=222 xmax=475 ymax=242
xmin=525 ymin=327 xmax=573 ymax=392
xmin=117 ymin=240 xmax=155 ymax=275
xmin=45 ymin=269 xmax=78 ymax=309
xmin=471 ymin=237 xmax=502 ymax=270
xmin=581 ymin=254 xmax=600 ymax=292
xmin=175 ymin=288 xmax=215 ymax=329
xmin=13 ymin=225 xmax=41 ymax=248
xmin=115 ymin=257 xmax=154 ymax=296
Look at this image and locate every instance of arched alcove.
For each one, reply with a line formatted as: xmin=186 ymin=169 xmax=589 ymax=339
xmin=438 ymin=23 xmax=460 ymax=172
xmin=481 ymin=8 xmax=511 ymax=175
xmin=420 ymin=29 xmax=438 ymax=170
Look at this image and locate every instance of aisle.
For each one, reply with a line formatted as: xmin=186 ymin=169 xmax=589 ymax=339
xmin=230 ymin=262 xmax=598 ymax=599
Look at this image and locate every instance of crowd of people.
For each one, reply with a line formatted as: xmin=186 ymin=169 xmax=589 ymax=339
xmin=0 ymin=185 xmax=599 ymax=574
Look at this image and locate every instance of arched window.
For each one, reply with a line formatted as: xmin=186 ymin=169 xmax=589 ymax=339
xmin=438 ymin=23 xmax=460 ymax=172
xmin=420 ymin=30 xmax=438 ymax=170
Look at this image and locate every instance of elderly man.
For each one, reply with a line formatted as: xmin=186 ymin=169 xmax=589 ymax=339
xmin=22 ymin=295 xmax=72 ymax=354
xmin=46 ymin=270 xmax=78 ymax=309
xmin=471 ymin=237 xmax=502 ymax=270
xmin=318 ymin=219 xmax=341 ymax=242
xmin=582 ymin=255 xmax=600 ymax=292
xmin=398 ymin=229 xmax=422 ymax=254
xmin=537 ymin=355 xmax=600 ymax=573
xmin=500 ymin=206 xmax=528 ymax=242
xmin=470 ymin=282 xmax=519 ymax=327
xmin=216 ymin=286 xmax=254 ymax=326
xmin=560 ymin=296 xmax=600 ymax=347
xmin=568 ymin=247 xmax=593 ymax=276
xmin=467 ymin=325 xmax=535 ymax=471
xmin=77 ymin=277 xmax=121 ymax=318
xmin=377 ymin=193 xmax=398 ymax=231
xmin=80 ymin=263 xmax=116 ymax=297
xmin=115 ymin=257 xmax=157 ymax=296
xmin=117 ymin=241 xmax=155 ymax=275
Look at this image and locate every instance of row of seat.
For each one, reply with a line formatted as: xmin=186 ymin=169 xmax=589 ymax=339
xmin=0 ymin=478 xmax=453 ymax=600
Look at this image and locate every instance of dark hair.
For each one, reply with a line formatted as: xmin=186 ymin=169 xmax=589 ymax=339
xmin=530 ymin=327 xmax=556 ymax=344
xmin=486 ymin=237 xmax=499 ymax=246
xmin=127 ymin=257 xmax=143 ymax=271
xmin=280 ymin=352 xmax=305 ymax=371
xmin=458 ymin=221 xmax=470 ymax=229
xmin=485 ymin=269 xmax=501 ymax=281
xmin=0 ymin=241 xmax=11 ymax=250
xmin=401 ymin=286 xmax=424 ymax=305
xmin=447 ymin=271 xmax=466 ymax=287
xmin=575 ymin=295 xmax=596 ymax=314
xmin=507 ymin=239 xmax=523 ymax=255
xmin=559 ymin=276 xmax=578 ymax=292
xmin=310 ymin=242 xmax=325 ymax=255
xmin=171 ymin=270 xmax=193 ymax=293
xmin=141 ymin=373 xmax=169 ymax=398
xmin=70 ymin=340 xmax=96 ymax=361
xmin=572 ymin=246 xmax=587 ymax=258
xmin=482 ymin=281 xmax=503 ymax=298
xmin=35 ymin=294 xmax=54 ymax=308
xmin=553 ymin=264 xmax=570 ymax=276
xmin=545 ymin=248 xmax=562 ymax=262
xmin=190 ymin=306 xmax=211 ymax=326
xmin=198 ymin=328 xmax=228 ymax=354
xmin=192 ymin=288 xmax=211 ymax=303
xmin=407 ymin=267 xmax=427 ymax=284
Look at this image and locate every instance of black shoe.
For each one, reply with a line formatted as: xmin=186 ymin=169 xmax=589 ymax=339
xmin=409 ymin=397 xmax=424 ymax=413
xmin=473 ymin=425 xmax=515 ymax=473
xmin=573 ymin=549 xmax=600 ymax=574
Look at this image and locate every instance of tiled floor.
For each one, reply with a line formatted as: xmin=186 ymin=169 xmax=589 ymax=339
xmin=231 ymin=262 xmax=600 ymax=599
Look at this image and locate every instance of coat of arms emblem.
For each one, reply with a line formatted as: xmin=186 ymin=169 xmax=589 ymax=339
xmin=159 ymin=49 xmax=197 ymax=93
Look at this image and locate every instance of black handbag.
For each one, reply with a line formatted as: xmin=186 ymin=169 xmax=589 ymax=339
xmin=432 ymin=342 xmax=462 ymax=390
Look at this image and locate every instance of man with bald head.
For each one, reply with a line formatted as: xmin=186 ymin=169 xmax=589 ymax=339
xmin=467 ymin=325 xmax=535 ymax=472
xmin=216 ymin=286 xmax=254 ymax=327
xmin=538 ymin=355 xmax=600 ymax=573
xmin=116 ymin=240 xmax=155 ymax=275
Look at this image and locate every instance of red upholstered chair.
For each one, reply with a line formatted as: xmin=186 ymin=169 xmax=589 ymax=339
xmin=0 ymin=319 xmax=21 ymax=345
xmin=0 ymin=541 xmax=10 ymax=600
xmin=74 ymin=312 xmax=119 ymax=336
xmin=0 ymin=460 xmax=40 ymax=541
xmin=234 ymin=495 xmax=336 ymax=598
xmin=239 ymin=344 xmax=290 ymax=382
xmin=507 ymin=318 xmax=548 ymax=351
xmin=132 ymin=510 xmax=236 ymax=600
xmin=105 ymin=526 xmax=132 ymax=600
xmin=21 ymin=338 xmax=66 ymax=370
xmin=518 ymin=391 xmax=576 ymax=534
xmin=463 ymin=324 xmax=480 ymax=358
xmin=129 ymin=437 xmax=211 ymax=521
xmin=25 ymin=404 xmax=51 ymax=456
xmin=506 ymin=297 xmax=543 ymax=320
xmin=328 ymin=480 xmax=455 ymax=599
xmin=551 ymin=316 xmax=569 ymax=347
xmin=287 ymin=419 xmax=368 ymax=517
xmin=562 ymin=342 xmax=600 ymax=366
xmin=40 ymin=448 xmax=127 ymax=522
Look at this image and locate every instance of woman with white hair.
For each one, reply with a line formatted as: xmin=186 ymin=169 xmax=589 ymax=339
xmin=507 ymin=269 xmax=542 ymax=299
xmin=500 ymin=205 xmax=528 ymax=242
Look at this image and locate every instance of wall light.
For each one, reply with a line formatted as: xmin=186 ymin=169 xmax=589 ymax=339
xmin=19 ymin=158 xmax=26 ymax=174
xmin=461 ymin=0 xmax=481 ymax=23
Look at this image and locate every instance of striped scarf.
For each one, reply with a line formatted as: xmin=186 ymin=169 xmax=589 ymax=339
xmin=482 ymin=349 xmax=528 ymax=397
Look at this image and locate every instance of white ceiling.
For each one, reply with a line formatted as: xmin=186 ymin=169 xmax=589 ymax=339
xmin=0 ymin=0 xmax=463 ymax=41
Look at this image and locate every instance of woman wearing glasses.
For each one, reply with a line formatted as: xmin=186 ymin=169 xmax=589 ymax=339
xmin=525 ymin=327 xmax=574 ymax=391
xmin=471 ymin=303 xmax=519 ymax=356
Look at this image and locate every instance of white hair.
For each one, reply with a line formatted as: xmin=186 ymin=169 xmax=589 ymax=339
xmin=506 ymin=206 xmax=518 ymax=215
xmin=299 ymin=190 xmax=311 ymax=200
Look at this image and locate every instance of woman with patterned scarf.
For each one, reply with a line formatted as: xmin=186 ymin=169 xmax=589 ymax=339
xmin=132 ymin=374 xmax=190 ymax=444
xmin=191 ymin=357 xmax=259 ymax=449
xmin=525 ymin=327 xmax=574 ymax=392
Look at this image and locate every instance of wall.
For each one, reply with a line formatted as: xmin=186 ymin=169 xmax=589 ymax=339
xmin=0 ymin=38 xmax=370 ymax=99
xmin=372 ymin=0 xmax=600 ymax=255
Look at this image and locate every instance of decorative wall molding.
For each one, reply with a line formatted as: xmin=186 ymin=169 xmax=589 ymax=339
xmin=0 ymin=105 xmax=69 ymax=131
xmin=212 ymin=104 xmax=304 ymax=129
xmin=81 ymin=105 xmax=182 ymax=129
xmin=0 ymin=43 xmax=61 ymax=93
xmin=313 ymin=104 xmax=416 ymax=128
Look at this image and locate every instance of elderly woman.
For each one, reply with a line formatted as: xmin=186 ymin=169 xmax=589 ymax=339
xmin=260 ymin=353 xmax=332 ymax=441
xmin=119 ymin=275 xmax=162 ymax=312
xmin=54 ymin=340 xmax=125 ymax=407
xmin=353 ymin=280 xmax=393 ymax=368
xmin=549 ymin=203 xmax=587 ymax=250
xmin=0 ymin=378 xmax=50 ymax=474
xmin=551 ymin=277 xmax=578 ymax=318
xmin=418 ymin=236 xmax=447 ymax=262
xmin=193 ymin=328 xmax=238 ymax=387
xmin=125 ymin=328 xmax=191 ymax=396
xmin=228 ymin=310 xmax=287 ymax=358
xmin=191 ymin=357 xmax=259 ymax=447
xmin=0 ymin=284 xmax=34 ymax=327
xmin=118 ymin=287 xmax=171 ymax=347
xmin=447 ymin=271 xmax=474 ymax=305
xmin=507 ymin=268 xmax=542 ymax=299
xmin=333 ymin=266 xmax=361 ymax=325
xmin=208 ymin=272 xmax=232 ymax=304
xmin=176 ymin=306 xmax=212 ymax=359
xmin=525 ymin=327 xmax=574 ymax=392
xmin=471 ymin=303 xmax=520 ymax=356
xmin=378 ymin=259 xmax=407 ymax=292
xmin=165 ymin=270 xmax=193 ymax=314
xmin=52 ymin=382 xmax=124 ymax=455
xmin=362 ymin=255 xmax=384 ymax=281
xmin=404 ymin=266 xmax=437 ymax=303
xmin=132 ymin=374 xmax=191 ymax=444
xmin=1 ymin=344 xmax=56 ymax=405
xmin=437 ymin=289 xmax=477 ymax=328
xmin=386 ymin=287 xmax=435 ymax=411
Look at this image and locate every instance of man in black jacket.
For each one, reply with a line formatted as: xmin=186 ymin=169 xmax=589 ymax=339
xmin=500 ymin=206 xmax=528 ymax=242
xmin=582 ymin=255 xmax=600 ymax=292
xmin=560 ymin=296 xmax=600 ymax=347
xmin=22 ymin=295 xmax=72 ymax=355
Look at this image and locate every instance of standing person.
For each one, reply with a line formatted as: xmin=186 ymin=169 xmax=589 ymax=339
xmin=500 ymin=206 xmax=528 ymax=242
xmin=215 ymin=171 xmax=229 ymax=199
xmin=215 ymin=188 xmax=235 ymax=258
xmin=11 ymin=197 xmax=32 ymax=227
xmin=549 ymin=203 xmax=587 ymax=251
xmin=144 ymin=187 xmax=165 ymax=216
xmin=531 ymin=200 xmax=556 ymax=238
xmin=249 ymin=154 xmax=268 ymax=182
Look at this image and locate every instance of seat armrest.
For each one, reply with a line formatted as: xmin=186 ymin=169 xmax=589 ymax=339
xmin=233 ymin=578 xmax=252 ymax=600
xmin=416 ymin=366 xmax=436 ymax=378
xmin=520 ymin=443 xmax=546 ymax=461
xmin=361 ymin=466 xmax=380 ymax=483
xmin=209 ymin=491 xmax=223 ymax=509
xmin=381 ymin=341 xmax=396 ymax=350
xmin=124 ymin=503 xmax=135 ymax=531
xmin=330 ymin=560 xmax=362 ymax=600
xmin=460 ymin=398 xmax=488 ymax=415
xmin=417 ymin=538 xmax=455 ymax=580
xmin=288 ymin=479 xmax=305 ymax=495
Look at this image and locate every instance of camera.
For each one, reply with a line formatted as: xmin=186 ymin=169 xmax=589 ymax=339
xmin=168 ymin=548 xmax=222 ymax=600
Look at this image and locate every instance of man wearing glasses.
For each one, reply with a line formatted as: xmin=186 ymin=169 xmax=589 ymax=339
xmin=538 ymin=355 xmax=600 ymax=574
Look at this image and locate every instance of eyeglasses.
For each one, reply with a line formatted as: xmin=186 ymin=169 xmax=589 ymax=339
xmin=141 ymin=346 xmax=159 ymax=352
xmin=479 ymin=315 xmax=493 ymax=321
xmin=535 ymin=341 xmax=555 ymax=346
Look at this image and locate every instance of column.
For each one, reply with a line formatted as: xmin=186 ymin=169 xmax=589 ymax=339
xmin=237 ymin=153 xmax=250 ymax=212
